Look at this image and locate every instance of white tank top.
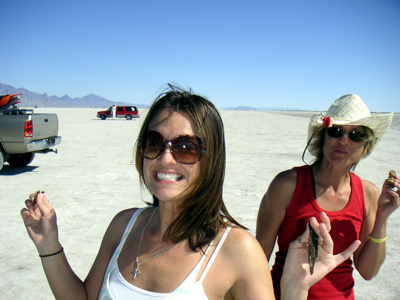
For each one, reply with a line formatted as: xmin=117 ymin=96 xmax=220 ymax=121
xmin=99 ymin=207 xmax=232 ymax=299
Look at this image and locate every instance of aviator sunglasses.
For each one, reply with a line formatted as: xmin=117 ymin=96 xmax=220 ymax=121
xmin=139 ymin=130 xmax=206 ymax=164
xmin=326 ymin=126 xmax=368 ymax=143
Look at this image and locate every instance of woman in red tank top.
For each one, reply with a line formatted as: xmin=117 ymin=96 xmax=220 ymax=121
xmin=256 ymin=94 xmax=399 ymax=299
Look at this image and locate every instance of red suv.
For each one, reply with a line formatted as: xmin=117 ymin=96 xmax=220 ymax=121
xmin=97 ymin=106 xmax=139 ymax=120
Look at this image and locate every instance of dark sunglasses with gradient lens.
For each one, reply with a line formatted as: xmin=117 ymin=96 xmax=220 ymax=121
xmin=326 ymin=126 xmax=368 ymax=143
xmin=139 ymin=130 xmax=206 ymax=164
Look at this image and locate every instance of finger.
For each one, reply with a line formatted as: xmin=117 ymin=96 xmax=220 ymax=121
xmin=36 ymin=192 xmax=53 ymax=212
xmin=309 ymin=217 xmax=322 ymax=237
xmin=388 ymin=190 xmax=400 ymax=207
xmin=393 ymin=179 xmax=400 ymax=192
xmin=383 ymin=178 xmax=399 ymax=191
xmin=24 ymin=200 xmax=42 ymax=221
xmin=318 ymin=223 xmax=334 ymax=254
xmin=20 ymin=208 xmax=30 ymax=220
xmin=25 ymin=199 xmax=33 ymax=208
xmin=20 ymin=207 xmax=41 ymax=228
xmin=25 ymin=198 xmax=40 ymax=217
xmin=320 ymin=212 xmax=331 ymax=232
xmin=334 ymin=240 xmax=361 ymax=266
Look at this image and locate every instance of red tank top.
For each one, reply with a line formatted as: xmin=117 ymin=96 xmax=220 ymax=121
xmin=271 ymin=165 xmax=365 ymax=299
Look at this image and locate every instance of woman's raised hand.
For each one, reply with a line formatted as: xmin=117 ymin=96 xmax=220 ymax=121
xmin=378 ymin=174 xmax=400 ymax=218
xmin=20 ymin=192 xmax=61 ymax=255
xmin=281 ymin=213 xmax=361 ymax=298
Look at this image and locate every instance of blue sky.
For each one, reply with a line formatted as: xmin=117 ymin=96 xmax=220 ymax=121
xmin=1 ymin=0 xmax=399 ymax=112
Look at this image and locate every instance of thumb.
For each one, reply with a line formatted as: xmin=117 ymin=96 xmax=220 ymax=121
xmin=335 ymin=240 xmax=361 ymax=265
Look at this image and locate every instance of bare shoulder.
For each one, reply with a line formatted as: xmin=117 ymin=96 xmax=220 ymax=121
xmin=225 ymin=227 xmax=257 ymax=246
xmin=222 ymin=227 xmax=266 ymax=262
xmin=219 ymin=227 xmax=273 ymax=298
xmin=105 ymin=208 xmax=140 ymax=246
xmin=360 ymin=178 xmax=380 ymax=215
xmin=267 ymin=168 xmax=298 ymax=200
xmin=260 ymin=168 xmax=297 ymax=208
xmin=270 ymin=168 xmax=297 ymax=189
xmin=109 ymin=208 xmax=139 ymax=229
xmin=360 ymin=178 xmax=380 ymax=198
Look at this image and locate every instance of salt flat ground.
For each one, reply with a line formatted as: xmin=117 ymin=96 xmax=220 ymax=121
xmin=1 ymin=108 xmax=399 ymax=299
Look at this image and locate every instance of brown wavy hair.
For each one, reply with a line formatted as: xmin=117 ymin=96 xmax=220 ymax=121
xmin=135 ymin=84 xmax=245 ymax=251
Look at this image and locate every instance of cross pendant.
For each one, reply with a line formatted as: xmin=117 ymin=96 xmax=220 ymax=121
xmin=132 ymin=265 xmax=140 ymax=280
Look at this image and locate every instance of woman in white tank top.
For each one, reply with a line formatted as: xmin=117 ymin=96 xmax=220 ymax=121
xmin=21 ymin=85 xmax=361 ymax=299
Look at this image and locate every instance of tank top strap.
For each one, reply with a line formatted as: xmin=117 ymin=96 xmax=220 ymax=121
xmin=349 ymin=172 xmax=366 ymax=216
xmin=170 ymin=235 xmax=216 ymax=294
xmin=287 ymin=166 xmax=314 ymax=215
xmin=113 ymin=207 xmax=148 ymax=258
xmin=198 ymin=226 xmax=232 ymax=283
xmin=99 ymin=206 xmax=149 ymax=300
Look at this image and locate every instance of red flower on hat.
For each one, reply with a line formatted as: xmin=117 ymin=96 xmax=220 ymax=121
xmin=323 ymin=117 xmax=333 ymax=128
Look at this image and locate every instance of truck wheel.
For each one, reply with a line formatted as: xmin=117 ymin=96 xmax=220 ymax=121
xmin=0 ymin=149 xmax=5 ymax=171
xmin=125 ymin=114 xmax=132 ymax=120
xmin=100 ymin=114 xmax=107 ymax=120
xmin=7 ymin=153 xmax=35 ymax=167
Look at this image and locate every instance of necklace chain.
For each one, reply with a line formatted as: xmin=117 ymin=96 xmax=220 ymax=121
xmin=132 ymin=207 xmax=173 ymax=280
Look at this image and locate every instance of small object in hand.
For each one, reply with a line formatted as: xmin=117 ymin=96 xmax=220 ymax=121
xmin=387 ymin=170 xmax=396 ymax=189
xmin=308 ymin=220 xmax=319 ymax=275
xmin=30 ymin=190 xmax=44 ymax=205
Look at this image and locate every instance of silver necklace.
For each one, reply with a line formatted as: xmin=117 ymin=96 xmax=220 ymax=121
xmin=132 ymin=207 xmax=173 ymax=280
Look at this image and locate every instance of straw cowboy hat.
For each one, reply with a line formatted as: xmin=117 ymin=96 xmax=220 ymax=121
xmin=307 ymin=94 xmax=393 ymax=155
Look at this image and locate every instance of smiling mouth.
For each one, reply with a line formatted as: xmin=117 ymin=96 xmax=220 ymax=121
xmin=157 ymin=172 xmax=183 ymax=182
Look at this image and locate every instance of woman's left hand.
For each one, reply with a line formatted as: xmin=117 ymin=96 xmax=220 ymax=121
xmin=378 ymin=175 xmax=400 ymax=218
xmin=281 ymin=213 xmax=361 ymax=296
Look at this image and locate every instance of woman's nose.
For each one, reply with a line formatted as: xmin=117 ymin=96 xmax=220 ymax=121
xmin=338 ymin=132 xmax=351 ymax=144
xmin=158 ymin=143 xmax=176 ymax=164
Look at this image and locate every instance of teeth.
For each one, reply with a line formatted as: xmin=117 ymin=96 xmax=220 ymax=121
xmin=157 ymin=173 xmax=183 ymax=181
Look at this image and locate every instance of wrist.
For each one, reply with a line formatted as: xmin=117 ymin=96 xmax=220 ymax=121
xmin=371 ymin=215 xmax=387 ymax=238
xmin=368 ymin=234 xmax=386 ymax=243
xmin=376 ymin=209 xmax=390 ymax=220
xmin=37 ymin=241 xmax=62 ymax=257
xmin=39 ymin=247 xmax=64 ymax=258
xmin=281 ymin=277 xmax=309 ymax=300
xmin=281 ymin=284 xmax=308 ymax=300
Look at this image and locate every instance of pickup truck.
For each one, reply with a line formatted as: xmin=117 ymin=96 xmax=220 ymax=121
xmin=97 ymin=105 xmax=139 ymax=120
xmin=0 ymin=94 xmax=62 ymax=171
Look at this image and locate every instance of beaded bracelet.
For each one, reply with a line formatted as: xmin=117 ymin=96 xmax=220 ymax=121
xmin=369 ymin=234 xmax=386 ymax=244
xmin=39 ymin=247 xmax=64 ymax=258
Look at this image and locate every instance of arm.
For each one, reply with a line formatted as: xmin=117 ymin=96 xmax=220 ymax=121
xmin=281 ymin=214 xmax=361 ymax=300
xmin=256 ymin=169 xmax=297 ymax=261
xmin=353 ymin=176 xmax=400 ymax=280
xmin=20 ymin=192 xmax=131 ymax=299
xmin=20 ymin=192 xmax=87 ymax=299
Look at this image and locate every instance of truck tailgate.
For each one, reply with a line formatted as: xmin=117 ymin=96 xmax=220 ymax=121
xmin=32 ymin=114 xmax=58 ymax=139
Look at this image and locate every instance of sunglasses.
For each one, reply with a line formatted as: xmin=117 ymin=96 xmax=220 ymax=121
xmin=139 ymin=130 xmax=206 ymax=164
xmin=326 ymin=127 xmax=367 ymax=143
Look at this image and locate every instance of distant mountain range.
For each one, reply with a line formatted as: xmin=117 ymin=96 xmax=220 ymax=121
xmin=0 ymin=83 xmax=148 ymax=108
xmin=0 ymin=82 xmax=300 ymax=111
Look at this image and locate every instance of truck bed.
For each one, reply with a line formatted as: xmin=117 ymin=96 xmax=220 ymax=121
xmin=0 ymin=109 xmax=60 ymax=153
